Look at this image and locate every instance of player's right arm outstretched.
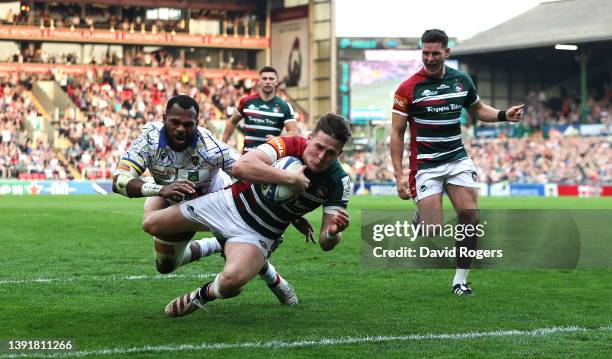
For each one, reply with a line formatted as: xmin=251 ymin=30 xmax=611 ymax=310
xmin=112 ymin=165 xmax=195 ymax=202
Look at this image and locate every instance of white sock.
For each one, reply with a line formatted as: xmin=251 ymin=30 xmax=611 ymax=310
xmin=153 ymin=237 xmax=191 ymax=269
xmin=453 ymin=268 xmax=469 ymax=286
xmin=191 ymin=237 xmax=222 ymax=258
xmin=259 ymin=261 xmax=280 ymax=286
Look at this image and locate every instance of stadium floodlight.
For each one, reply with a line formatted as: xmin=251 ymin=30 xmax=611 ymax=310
xmin=554 ymin=44 xmax=578 ymax=51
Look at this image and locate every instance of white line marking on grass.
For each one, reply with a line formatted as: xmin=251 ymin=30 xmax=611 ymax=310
xmin=1 ymin=326 xmax=610 ymax=358
xmin=0 ymin=273 xmax=216 ymax=285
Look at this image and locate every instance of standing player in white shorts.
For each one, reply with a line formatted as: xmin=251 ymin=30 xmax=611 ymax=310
xmin=112 ymin=95 xmax=299 ymax=305
xmin=390 ymin=29 xmax=524 ymax=295
xmin=142 ymin=113 xmax=352 ymax=317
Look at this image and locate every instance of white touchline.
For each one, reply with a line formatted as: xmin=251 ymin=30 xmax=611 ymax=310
xmin=1 ymin=326 xmax=610 ymax=358
xmin=0 ymin=273 xmax=216 ymax=285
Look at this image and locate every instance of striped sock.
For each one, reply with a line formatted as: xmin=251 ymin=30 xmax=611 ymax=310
xmin=196 ymin=281 xmax=216 ymax=302
xmin=259 ymin=260 xmax=281 ymax=287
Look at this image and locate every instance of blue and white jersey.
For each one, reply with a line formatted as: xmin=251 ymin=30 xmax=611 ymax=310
xmin=120 ymin=122 xmax=236 ymax=196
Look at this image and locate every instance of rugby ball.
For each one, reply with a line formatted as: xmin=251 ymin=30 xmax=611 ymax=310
xmin=261 ymin=156 xmax=303 ymax=202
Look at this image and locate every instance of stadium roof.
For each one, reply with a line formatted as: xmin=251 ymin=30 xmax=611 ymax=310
xmin=452 ymin=0 xmax=612 ymax=55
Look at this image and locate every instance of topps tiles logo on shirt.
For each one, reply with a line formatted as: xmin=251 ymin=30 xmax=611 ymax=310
xmin=426 ymin=104 xmax=462 ymax=112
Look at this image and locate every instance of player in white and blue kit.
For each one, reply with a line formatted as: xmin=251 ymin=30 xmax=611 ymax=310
xmin=112 ymin=95 xmax=298 ymax=305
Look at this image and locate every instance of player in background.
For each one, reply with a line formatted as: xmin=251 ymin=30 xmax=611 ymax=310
xmin=112 ymin=94 xmax=299 ymax=305
xmin=390 ymin=29 xmax=524 ymax=295
xmin=222 ymin=66 xmax=299 ymax=153
xmin=142 ymin=113 xmax=352 ymax=317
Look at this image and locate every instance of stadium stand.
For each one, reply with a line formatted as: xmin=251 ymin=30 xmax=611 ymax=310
xmin=0 ymin=0 xmax=608 ymax=192
xmin=0 ymin=72 xmax=71 ymax=180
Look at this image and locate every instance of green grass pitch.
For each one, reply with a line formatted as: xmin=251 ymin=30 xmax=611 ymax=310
xmin=0 ymin=195 xmax=610 ymax=358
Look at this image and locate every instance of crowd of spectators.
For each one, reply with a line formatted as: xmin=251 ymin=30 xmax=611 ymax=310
xmin=3 ymin=4 xmax=263 ymax=37
xmin=6 ymin=47 xmax=250 ymax=71
xmin=467 ymin=135 xmax=610 ymax=184
xmin=52 ymin=69 xmax=304 ymax=179
xmin=342 ymin=132 xmax=610 ymax=185
xmin=0 ymin=73 xmax=70 ymax=180
xmin=0 ymin=67 xmax=609 ymax=186
xmin=4 ymin=5 xmax=186 ymax=33
xmin=53 ymin=68 xmax=255 ymax=178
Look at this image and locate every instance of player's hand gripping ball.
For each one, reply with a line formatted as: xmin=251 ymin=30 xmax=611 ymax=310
xmin=261 ymin=156 xmax=303 ymax=202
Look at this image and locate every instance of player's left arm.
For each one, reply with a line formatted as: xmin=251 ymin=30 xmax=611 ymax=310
xmin=462 ymin=73 xmax=524 ymax=123
xmin=319 ymin=210 xmax=349 ymax=251
xmin=319 ymin=174 xmax=351 ymax=251
xmin=468 ymin=100 xmax=525 ymax=123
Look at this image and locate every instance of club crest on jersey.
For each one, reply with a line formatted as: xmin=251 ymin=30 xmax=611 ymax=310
xmin=455 ymin=81 xmax=464 ymax=92
xmin=191 ymin=156 xmax=199 ymax=166
xmin=273 ymin=105 xmax=281 ymax=113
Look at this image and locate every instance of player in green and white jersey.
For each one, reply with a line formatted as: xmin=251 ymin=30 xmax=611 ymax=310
xmin=390 ymin=29 xmax=525 ymax=295
xmin=222 ymin=66 xmax=299 ymax=153
xmin=112 ymin=95 xmax=298 ymax=305
xmin=142 ymin=114 xmax=352 ymax=317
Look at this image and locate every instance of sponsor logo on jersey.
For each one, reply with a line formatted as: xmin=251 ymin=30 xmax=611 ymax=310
xmin=258 ymin=240 xmax=268 ymax=250
xmin=421 ymin=89 xmax=438 ymax=97
xmin=314 ymin=187 xmax=327 ymax=199
xmin=471 ymin=171 xmax=478 ymax=182
xmin=426 ymin=104 xmax=462 ymax=113
xmin=188 ymin=171 xmax=199 ymax=181
xmin=290 ymin=200 xmax=309 ymax=212
xmin=260 ymin=104 xmax=270 ymax=109
xmin=419 ymin=184 xmax=430 ymax=193
xmin=393 ymin=95 xmax=406 ymax=108
xmin=268 ymin=137 xmax=285 ymax=157
xmin=248 ymin=104 xmax=256 ymax=109
xmin=437 ymin=84 xmax=450 ymax=90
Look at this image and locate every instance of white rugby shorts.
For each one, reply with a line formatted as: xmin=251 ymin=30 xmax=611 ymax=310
xmin=412 ymin=157 xmax=480 ymax=201
xmin=179 ymin=188 xmax=281 ymax=258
